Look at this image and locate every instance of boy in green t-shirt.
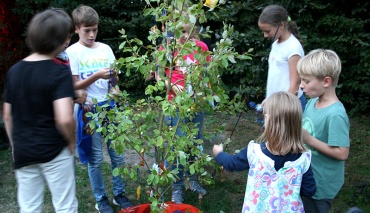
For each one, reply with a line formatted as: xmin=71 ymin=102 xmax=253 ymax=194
xmin=297 ymin=49 xmax=350 ymax=213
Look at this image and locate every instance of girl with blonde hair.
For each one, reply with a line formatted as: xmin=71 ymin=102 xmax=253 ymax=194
xmin=213 ymin=91 xmax=316 ymax=212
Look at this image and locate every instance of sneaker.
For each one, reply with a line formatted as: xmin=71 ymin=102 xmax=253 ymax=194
xmin=113 ymin=194 xmax=133 ymax=209
xmin=189 ymin=181 xmax=207 ymax=195
xmin=171 ymin=190 xmax=184 ymax=204
xmin=95 ymin=196 xmax=114 ymax=213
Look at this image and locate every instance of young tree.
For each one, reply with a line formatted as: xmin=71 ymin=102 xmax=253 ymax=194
xmin=87 ymin=0 xmax=252 ymax=211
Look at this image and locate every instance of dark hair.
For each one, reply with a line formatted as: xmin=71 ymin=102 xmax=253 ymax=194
xmin=259 ymin=5 xmax=301 ymax=44
xmin=72 ymin=5 xmax=99 ymax=28
xmin=26 ymin=8 xmax=73 ymax=54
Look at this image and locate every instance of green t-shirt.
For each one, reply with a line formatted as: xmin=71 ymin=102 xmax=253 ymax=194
xmin=302 ymin=97 xmax=350 ymax=199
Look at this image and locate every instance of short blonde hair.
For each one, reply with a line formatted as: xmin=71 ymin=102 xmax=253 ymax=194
xmin=297 ymin=49 xmax=342 ymax=86
xmin=258 ymin=91 xmax=306 ymax=155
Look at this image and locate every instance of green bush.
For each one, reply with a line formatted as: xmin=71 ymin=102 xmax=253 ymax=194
xmin=205 ymin=0 xmax=370 ymax=114
xmin=3 ymin=0 xmax=370 ymax=113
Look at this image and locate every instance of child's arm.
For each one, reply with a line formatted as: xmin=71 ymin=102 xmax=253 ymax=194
xmin=73 ymin=89 xmax=87 ymax=105
xmin=213 ymin=144 xmax=249 ymax=171
xmin=288 ymin=55 xmax=301 ymax=96
xmin=53 ymin=97 xmax=75 ymax=154
xmin=154 ymin=70 xmax=160 ymax=82
xmin=154 ymin=70 xmax=184 ymax=94
xmin=3 ymin=102 xmax=14 ymax=160
xmin=72 ymin=68 xmax=112 ymax=90
xmin=303 ymin=129 xmax=349 ymax=161
xmin=300 ymin=164 xmax=316 ymax=197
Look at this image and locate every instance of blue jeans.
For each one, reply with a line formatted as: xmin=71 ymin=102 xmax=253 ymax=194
xmin=299 ymin=94 xmax=307 ymax=112
xmin=165 ymin=111 xmax=204 ymax=190
xmin=87 ymin=101 xmax=125 ymax=201
xmin=302 ymin=196 xmax=332 ymax=213
xmin=88 ymin=131 xmax=125 ymax=201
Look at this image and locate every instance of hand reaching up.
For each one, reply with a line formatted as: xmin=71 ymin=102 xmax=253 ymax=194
xmin=213 ymin=144 xmax=224 ymax=156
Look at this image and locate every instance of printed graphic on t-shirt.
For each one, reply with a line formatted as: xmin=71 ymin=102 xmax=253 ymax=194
xmin=302 ymin=118 xmax=318 ymax=155
xmin=79 ymin=57 xmax=110 ymax=80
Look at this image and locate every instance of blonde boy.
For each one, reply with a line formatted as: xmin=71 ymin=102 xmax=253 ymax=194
xmin=297 ymin=49 xmax=350 ymax=213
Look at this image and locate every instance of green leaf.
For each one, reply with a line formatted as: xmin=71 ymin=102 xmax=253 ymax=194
xmin=221 ymin=58 xmax=228 ymax=68
xmin=213 ymin=95 xmax=220 ymax=102
xmin=150 ymin=199 xmax=158 ymax=208
xmin=118 ymin=28 xmax=126 ymax=35
xmin=112 ymin=168 xmax=120 ymax=177
xmin=179 ymin=151 xmax=187 ymax=166
xmin=189 ymin=15 xmax=196 ymax=24
xmin=148 ymin=196 xmax=156 ymax=203
xmin=153 ymin=175 xmax=159 ymax=185
xmin=156 ymin=136 xmax=164 ymax=147
xmin=228 ymin=55 xmax=236 ymax=63
xmin=189 ymin=164 xmax=195 ymax=175
xmin=222 ymin=30 xmax=227 ymax=39
xmin=148 ymin=174 xmax=154 ymax=182
xmin=167 ymin=173 xmax=175 ymax=180
xmin=224 ymin=137 xmax=231 ymax=145
xmin=118 ymin=41 xmax=126 ymax=50
xmin=143 ymin=8 xmax=151 ymax=15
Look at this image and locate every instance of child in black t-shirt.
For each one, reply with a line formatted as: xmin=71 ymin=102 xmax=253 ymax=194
xmin=3 ymin=8 xmax=78 ymax=212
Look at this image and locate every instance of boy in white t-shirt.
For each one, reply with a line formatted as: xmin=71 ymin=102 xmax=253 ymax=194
xmin=66 ymin=5 xmax=133 ymax=213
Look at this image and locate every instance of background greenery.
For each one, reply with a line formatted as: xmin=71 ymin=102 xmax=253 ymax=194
xmin=1 ymin=0 xmax=369 ymax=114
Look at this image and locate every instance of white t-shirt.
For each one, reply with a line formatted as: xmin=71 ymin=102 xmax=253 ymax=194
xmin=66 ymin=42 xmax=116 ymax=102
xmin=266 ymin=34 xmax=304 ymax=98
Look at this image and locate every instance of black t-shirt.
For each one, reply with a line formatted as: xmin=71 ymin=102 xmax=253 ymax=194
xmin=4 ymin=59 xmax=74 ymax=169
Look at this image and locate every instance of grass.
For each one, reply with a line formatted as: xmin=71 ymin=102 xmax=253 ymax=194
xmin=0 ymin=111 xmax=369 ymax=212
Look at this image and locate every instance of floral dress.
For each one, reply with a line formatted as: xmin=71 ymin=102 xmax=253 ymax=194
xmin=242 ymin=142 xmax=311 ymax=213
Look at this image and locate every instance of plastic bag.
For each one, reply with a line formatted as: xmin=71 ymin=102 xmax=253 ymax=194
xmin=119 ymin=202 xmax=200 ymax=213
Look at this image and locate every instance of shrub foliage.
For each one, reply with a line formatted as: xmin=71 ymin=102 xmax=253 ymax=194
xmin=3 ymin=0 xmax=369 ymax=113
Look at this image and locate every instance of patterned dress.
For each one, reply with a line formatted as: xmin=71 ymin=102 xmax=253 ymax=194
xmin=243 ymin=142 xmax=311 ymax=213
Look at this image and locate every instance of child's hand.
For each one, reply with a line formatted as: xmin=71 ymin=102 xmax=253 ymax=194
xmin=67 ymin=139 xmax=76 ymax=154
xmin=145 ymin=71 xmax=155 ymax=81
xmin=111 ymin=68 xmax=118 ymax=76
xmin=213 ymin=144 xmax=223 ymax=156
xmin=74 ymin=89 xmax=87 ymax=105
xmin=83 ymin=101 xmax=92 ymax=112
xmin=97 ymin=68 xmax=112 ymax=79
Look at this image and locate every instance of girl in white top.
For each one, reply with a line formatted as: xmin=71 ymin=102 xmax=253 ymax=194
xmin=258 ymin=5 xmax=306 ymax=110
